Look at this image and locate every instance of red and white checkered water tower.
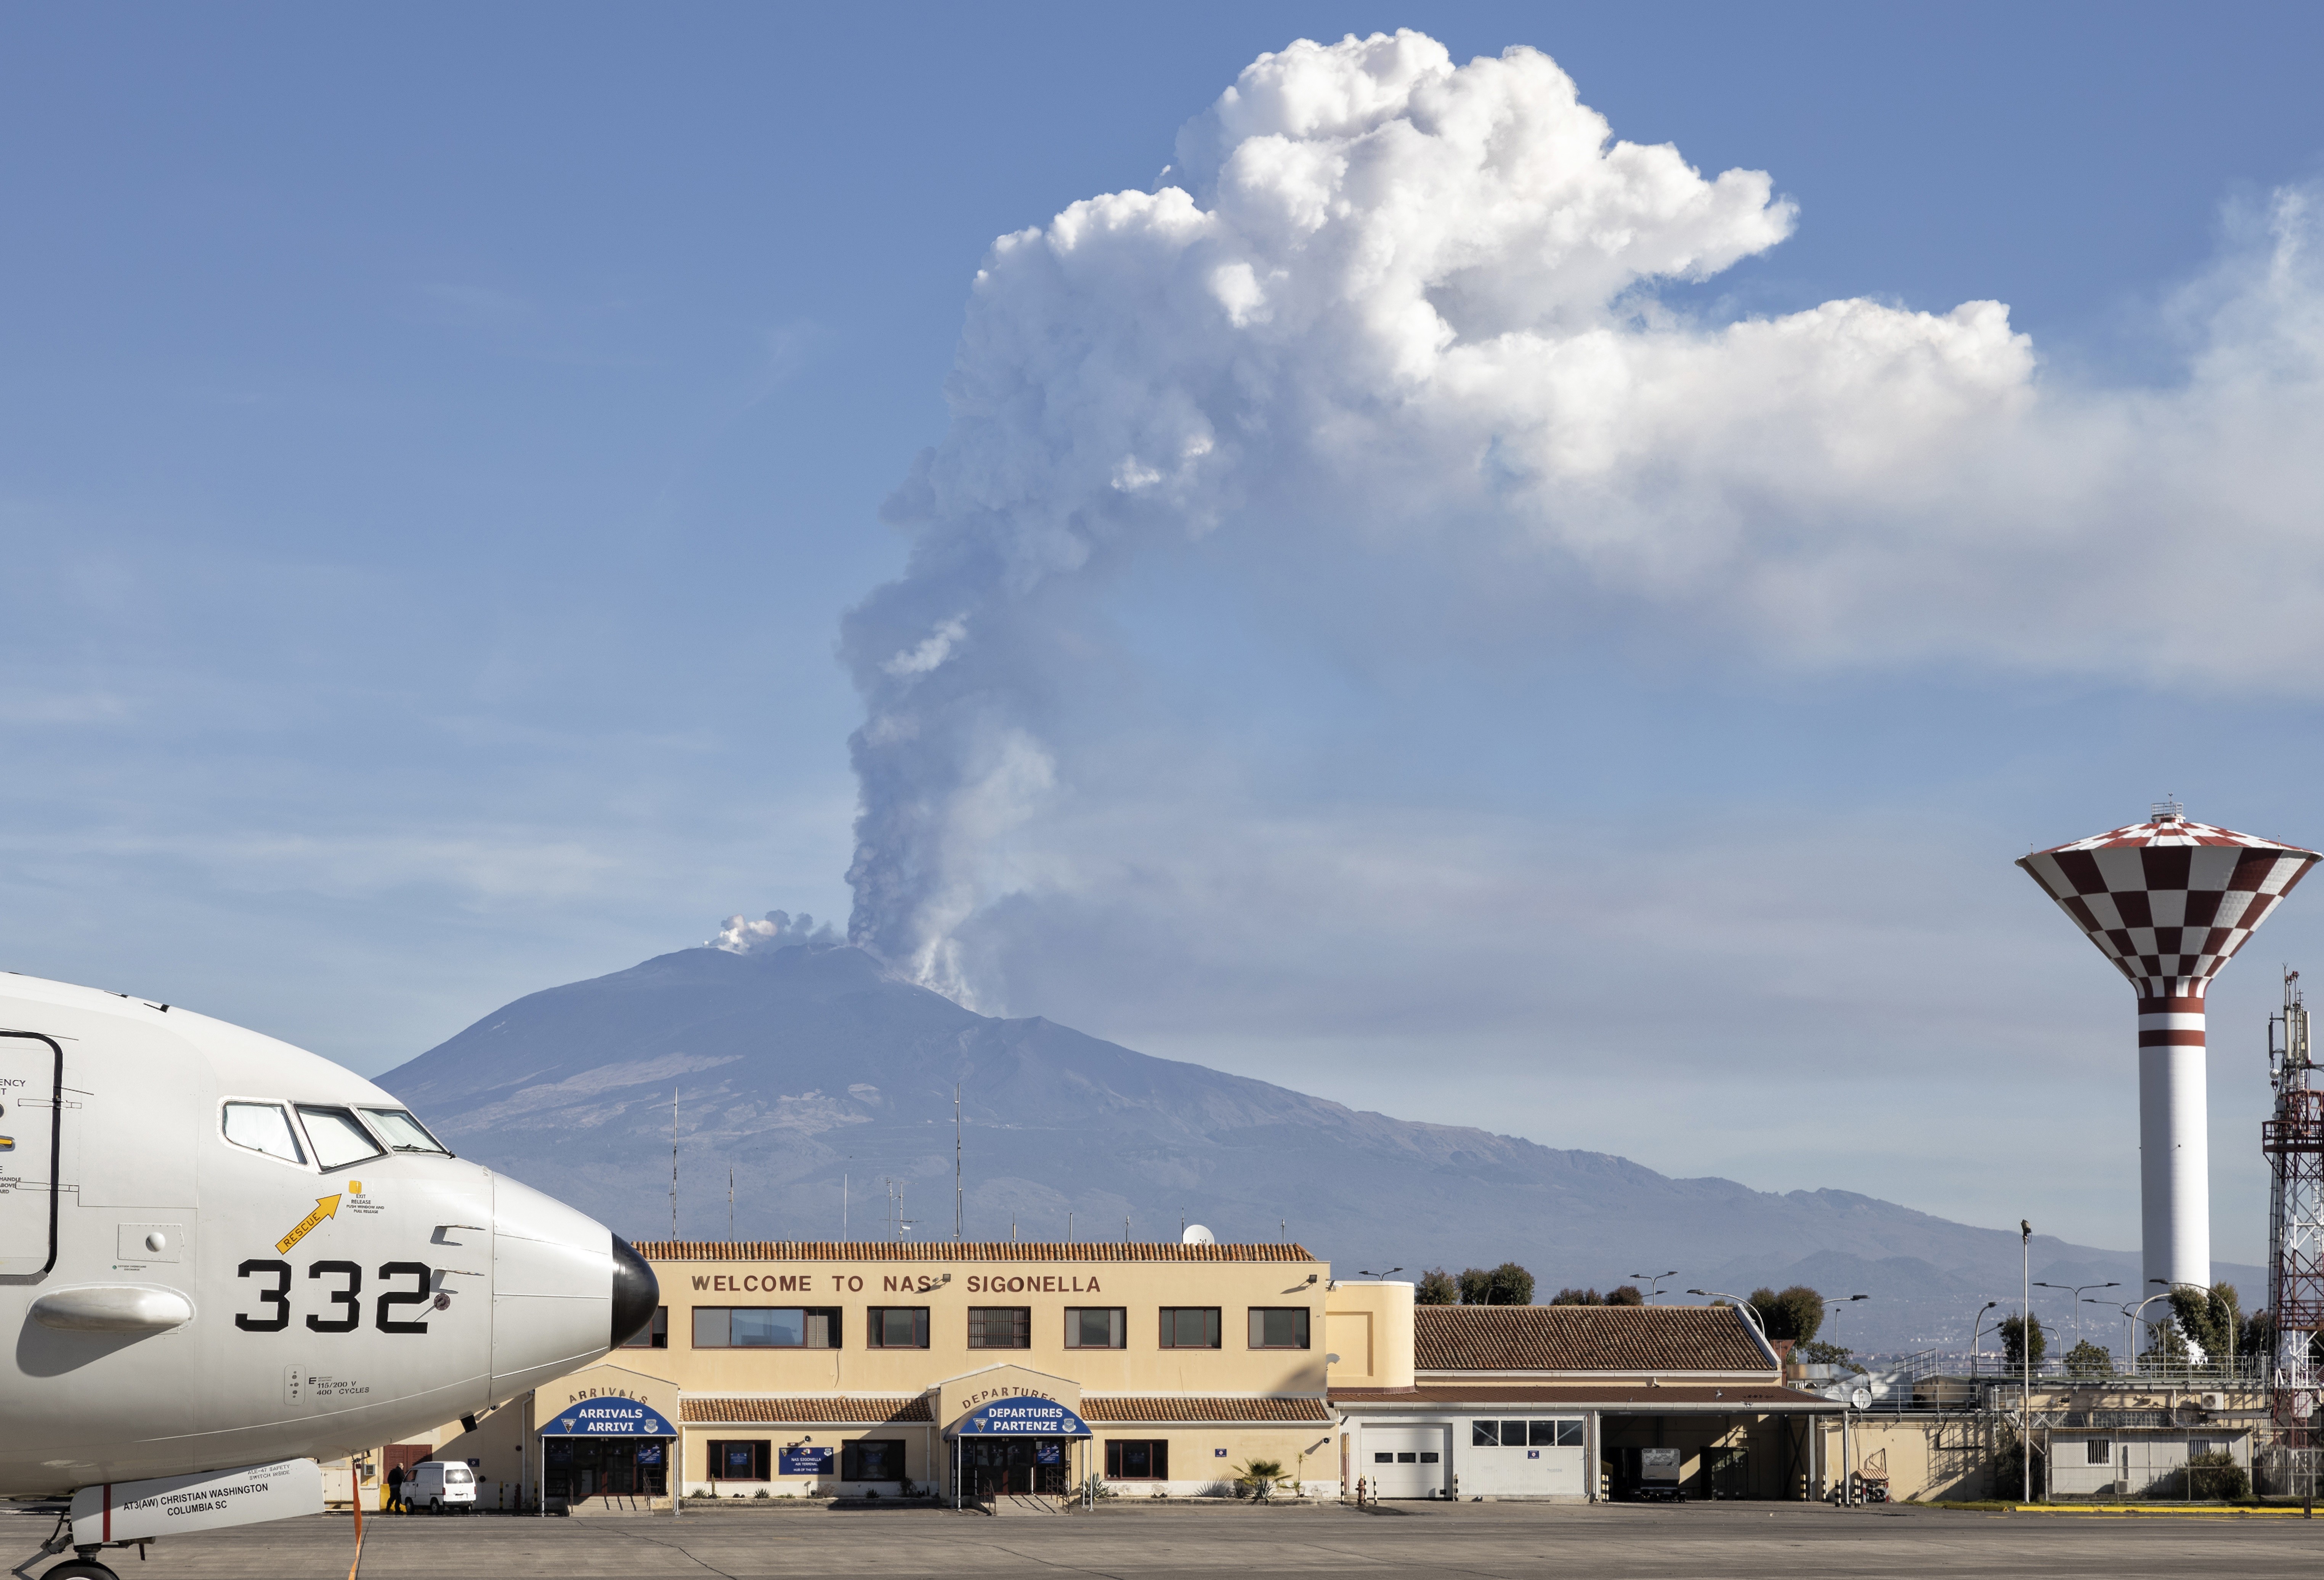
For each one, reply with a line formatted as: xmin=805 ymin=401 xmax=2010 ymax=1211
xmin=2018 ymin=803 xmax=2319 ymax=1297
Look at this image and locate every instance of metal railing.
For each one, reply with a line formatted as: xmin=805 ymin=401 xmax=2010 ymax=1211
xmin=1865 ymin=1347 xmax=2271 ymax=1387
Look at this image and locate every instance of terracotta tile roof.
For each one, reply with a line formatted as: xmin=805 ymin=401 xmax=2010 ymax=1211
xmin=633 ymin=1240 xmax=1317 ymax=1264
xmin=681 ymin=1396 xmax=933 ymax=1424
xmin=1081 ymin=1397 xmax=1334 ymax=1424
xmin=1414 ymin=1304 xmax=1773 ymax=1374
xmin=1331 ymin=1384 xmax=1835 ymax=1413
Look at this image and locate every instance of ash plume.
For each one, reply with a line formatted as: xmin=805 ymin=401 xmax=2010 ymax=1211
xmin=840 ymin=29 xmax=2324 ymax=1000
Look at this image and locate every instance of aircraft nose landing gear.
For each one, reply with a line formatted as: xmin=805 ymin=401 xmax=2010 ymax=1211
xmin=42 ymin=1561 xmax=123 ymax=1580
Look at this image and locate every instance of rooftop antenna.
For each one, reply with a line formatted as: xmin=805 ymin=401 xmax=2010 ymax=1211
xmin=955 ymin=1084 xmax=963 ymax=1242
xmin=669 ymin=1086 xmax=679 ymax=1239
xmin=1124 ymin=1214 xmax=1130 ymax=1244
xmin=728 ymin=1166 xmax=735 ymax=1241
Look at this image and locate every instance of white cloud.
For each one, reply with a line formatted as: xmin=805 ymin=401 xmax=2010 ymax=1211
xmin=840 ymin=27 xmax=2324 ymax=998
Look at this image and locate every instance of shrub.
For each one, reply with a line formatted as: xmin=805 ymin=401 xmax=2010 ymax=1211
xmin=2187 ymin=1450 xmax=2250 ymax=1501
xmin=1992 ymin=1434 xmax=2047 ymax=1500
xmin=1231 ymin=1458 xmax=1289 ymax=1503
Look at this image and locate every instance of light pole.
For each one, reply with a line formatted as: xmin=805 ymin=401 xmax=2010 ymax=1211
xmin=2020 ymin=1219 xmax=2032 ymax=1505
xmin=1630 ymin=1270 xmax=1679 ymax=1302
xmin=2124 ymin=1282 xmax=2174 ymax=1375
xmin=2081 ymin=1299 xmax=2120 ymax=1370
xmin=1968 ymin=1299 xmax=2000 ymax=1375
xmin=2033 ymin=1280 xmax=2119 ymax=1350
xmin=1825 ymin=1294 xmax=1869 ymax=1354
xmin=1687 ymin=1290 xmax=1771 ymax=1345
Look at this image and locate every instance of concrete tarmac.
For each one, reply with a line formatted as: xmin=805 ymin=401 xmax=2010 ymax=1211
xmin=29 ymin=1501 xmax=2324 ymax=1579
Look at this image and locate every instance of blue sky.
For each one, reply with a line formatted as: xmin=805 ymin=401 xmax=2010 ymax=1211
xmin=6 ymin=4 xmax=2324 ymax=1262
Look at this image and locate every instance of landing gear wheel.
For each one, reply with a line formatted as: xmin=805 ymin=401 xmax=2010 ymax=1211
xmin=43 ymin=1562 xmax=122 ymax=1580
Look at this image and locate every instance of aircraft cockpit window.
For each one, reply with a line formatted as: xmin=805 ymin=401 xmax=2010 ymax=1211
xmin=295 ymin=1105 xmax=386 ymax=1171
xmin=221 ymin=1101 xmax=308 ymax=1165
xmin=361 ymin=1107 xmax=452 ymax=1156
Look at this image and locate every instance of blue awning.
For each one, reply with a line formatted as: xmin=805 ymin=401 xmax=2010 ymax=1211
xmin=541 ymin=1399 xmax=674 ymax=1436
xmin=946 ymin=1399 xmax=1090 ymax=1439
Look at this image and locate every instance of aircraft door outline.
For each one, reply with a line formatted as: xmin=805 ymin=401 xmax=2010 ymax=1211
xmin=0 ymin=1031 xmax=63 ymax=1276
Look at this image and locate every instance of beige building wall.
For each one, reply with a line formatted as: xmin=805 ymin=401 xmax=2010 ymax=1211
xmin=653 ymin=1250 xmax=1330 ymax=1399
xmin=1323 ymin=1280 xmax=1414 ymax=1390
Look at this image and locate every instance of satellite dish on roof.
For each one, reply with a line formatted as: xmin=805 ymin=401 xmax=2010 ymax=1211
xmin=1850 ymin=1386 xmax=1873 ymax=1411
xmin=1182 ymin=1224 xmax=1215 ymax=1245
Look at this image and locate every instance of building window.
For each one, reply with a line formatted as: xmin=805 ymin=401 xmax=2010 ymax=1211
xmin=867 ymin=1307 xmax=930 ymax=1348
xmin=708 ymin=1440 xmax=770 ymax=1481
xmin=691 ymin=1307 xmax=840 ymax=1348
xmin=842 ymin=1439 xmax=906 ymax=1481
xmin=1066 ymin=1307 xmax=1126 ymax=1348
xmin=1247 ymin=1308 xmax=1310 ymax=1349
xmin=1474 ymin=1419 xmax=1584 ymax=1447
xmin=2086 ymin=1439 xmax=2114 ymax=1465
xmin=619 ymin=1306 xmax=669 ymax=1349
xmin=968 ymin=1306 xmax=1031 ymax=1349
xmin=1160 ymin=1307 xmax=1221 ymax=1349
xmin=1105 ymin=1440 xmax=1170 ymax=1479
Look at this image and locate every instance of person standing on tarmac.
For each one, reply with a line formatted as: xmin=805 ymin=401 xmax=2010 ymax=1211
xmin=385 ymin=1462 xmax=406 ymax=1514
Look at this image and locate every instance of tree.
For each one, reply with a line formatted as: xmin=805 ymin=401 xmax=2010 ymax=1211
xmin=2168 ymin=1283 xmax=2242 ymax=1364
xmin=1993 ymin=1430 xmax=2047 ymax=1499
xmin=2242 ymin=1306 xmax=2274 ymax=1366
xmin=1997 ymin=1312 xmax=2047 ymax=1368
xmin=1414 ymin=1268 xmax=1459 ymax=1306
xmin=1795 ymin=1339 xmax=1855 ymax=1367
xmin=1605 ymin=1285 xmax=1646 ymax=1307
xmin=1550 ymin=1288 xmax=1604 ymax=1306
xmin=1459 ymin=1263 xmax=1535 ymax=1306
xmin=2063 ymin=1339 xmax=2112 ymax=1378
xmin=1747 ymin=1286 xmax=1825 ymax=1344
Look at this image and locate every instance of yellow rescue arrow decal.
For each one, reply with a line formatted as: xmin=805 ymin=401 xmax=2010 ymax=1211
xmin=276 ymin=1194 xmax=342 ymax=1254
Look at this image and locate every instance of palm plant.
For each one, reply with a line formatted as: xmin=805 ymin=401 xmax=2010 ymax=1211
xmin=1231 ymin=1458 xmax=1289 ymax=1503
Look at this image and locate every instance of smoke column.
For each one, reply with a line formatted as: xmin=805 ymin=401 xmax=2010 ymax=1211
xmin=839 ymin=29 xmax=2324 ymax=998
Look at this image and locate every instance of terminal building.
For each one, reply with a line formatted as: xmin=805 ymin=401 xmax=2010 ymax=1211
xmin=379 ymin=1240 xmax=1841 ymax=1508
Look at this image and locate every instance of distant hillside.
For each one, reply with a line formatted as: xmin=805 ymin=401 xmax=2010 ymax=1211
xmin=380 ymin=942 xmax=2252 ymax=1353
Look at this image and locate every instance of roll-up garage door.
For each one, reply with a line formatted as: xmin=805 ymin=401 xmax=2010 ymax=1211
xmin=1363 ymin=1425 xmax=1448 ymax=1498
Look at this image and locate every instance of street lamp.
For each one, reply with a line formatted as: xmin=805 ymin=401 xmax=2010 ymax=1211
xmin=1630 ymin=1270 xmax=1679 ymax=1302
xmin=1825 ymin=1294 xmax=1869 ymax=1352
xmin=1687 ymin=1290 xmax=1769 ymax=1344
xmin=1968 ymin=1300 xmax=2000 ymax=1375
xmin=2123 ymin=1283 xmax=2175 ymax=1374
xmin=2033 ymin=1280 xmax=2119 ymax=1350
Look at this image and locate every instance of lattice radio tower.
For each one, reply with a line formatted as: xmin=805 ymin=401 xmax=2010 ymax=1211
xmin=2266 ymin=968 xmax=2324 ymax=1434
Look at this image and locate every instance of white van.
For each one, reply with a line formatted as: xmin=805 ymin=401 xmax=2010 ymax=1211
xmin=405 ymin=1460 xmax=478 ymax=1513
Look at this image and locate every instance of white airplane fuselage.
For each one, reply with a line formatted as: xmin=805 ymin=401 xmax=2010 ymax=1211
xmin=0 ymin=973 xmax=654 ymax=1497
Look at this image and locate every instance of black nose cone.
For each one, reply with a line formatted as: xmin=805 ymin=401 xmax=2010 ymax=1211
xmin=610 ymin=1235 xmax=659 ymax=1349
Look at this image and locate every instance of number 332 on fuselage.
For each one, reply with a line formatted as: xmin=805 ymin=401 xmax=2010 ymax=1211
xmin=0 ymin=973 xmax=656 ymax=1508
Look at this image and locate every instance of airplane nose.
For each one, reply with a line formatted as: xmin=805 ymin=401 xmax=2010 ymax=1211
xmin=610 ymin=1235 xmax=658 ymax=1349
xmin=489 ymin=1172 xmax=622 ymax=1396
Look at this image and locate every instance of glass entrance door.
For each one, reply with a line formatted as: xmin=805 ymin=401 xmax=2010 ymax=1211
xmin=968 ymin=1440 xmax=1069 ymax=1497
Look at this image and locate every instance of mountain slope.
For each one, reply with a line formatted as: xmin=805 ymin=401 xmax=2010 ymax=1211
xmin=380 ymin=942 xmax=2243 ymax=1352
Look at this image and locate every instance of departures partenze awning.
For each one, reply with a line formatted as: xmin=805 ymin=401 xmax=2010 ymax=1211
xmin=945 ymin=1398 xmax=1090 ymax=1439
